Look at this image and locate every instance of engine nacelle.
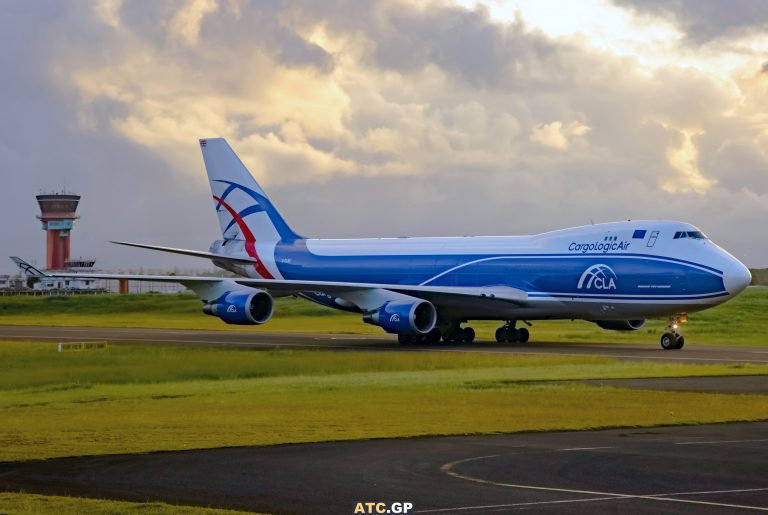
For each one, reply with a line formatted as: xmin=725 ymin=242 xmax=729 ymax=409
xmin=592 ymin=319 xmax=646 ymax=331
xmin=203 ymin=290 xmax=274 ymax=325
xmin=363 ymin=300 xmax=437 ymax=335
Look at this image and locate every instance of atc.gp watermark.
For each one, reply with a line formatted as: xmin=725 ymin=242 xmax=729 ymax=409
xmin=354 ymin=501 xmax=413 ymax=514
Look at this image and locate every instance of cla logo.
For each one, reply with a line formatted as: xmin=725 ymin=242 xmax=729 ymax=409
xmin=226 ymin=305 xmax=238 ymax=313
xmin=389 ymin=314 xmax=401 ymax=323
xmin=577 ymin=264 xmax=617 ymax=290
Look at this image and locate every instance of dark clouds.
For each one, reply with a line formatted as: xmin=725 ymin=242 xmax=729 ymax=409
xmin=612 ymin=0 xmax=768 ymax=43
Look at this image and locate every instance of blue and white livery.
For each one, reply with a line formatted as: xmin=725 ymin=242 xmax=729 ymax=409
xmin=11 ymin=138 xmax=752 ymax=350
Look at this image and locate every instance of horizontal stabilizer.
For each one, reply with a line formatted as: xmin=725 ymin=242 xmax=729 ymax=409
xmin=111 ymin=241 xmax=257 ymax=265
xmin=9 ymin=257 xmax=47 ymax=277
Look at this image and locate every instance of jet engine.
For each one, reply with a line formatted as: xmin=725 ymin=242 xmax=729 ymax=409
xmin=592 ymin=319 xmax=646 ymax=331
xmin=203 ymin=290 xmax=274 ymax=325
xmin=363 ymin=300 xmax=437 ymax=335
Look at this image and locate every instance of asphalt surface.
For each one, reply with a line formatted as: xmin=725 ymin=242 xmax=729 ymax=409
xmin=2 ymin=325 xmax=768 ymax=364
xmin=2 ymin=423 xmax=768 ymax=514
xmin=583 ymin=375 xmax=768 ymax=394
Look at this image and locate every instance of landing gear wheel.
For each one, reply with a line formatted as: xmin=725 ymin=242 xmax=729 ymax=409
xmin=660 ymin=333 xmax=677 ymax=350
xmin=461 ymin=327 xmax=475 ymax=344
xmin=496 ymin=327 xmax=514 ymax=343
xmin=496 ymin=328 xmax=517 ymax=343
xmin=425 ymin=328 xmax=442 ymax=344
xmin=496 ymin=321 xmax=531 ymax=344
xmin=398 ymin=334 xmax=423 ymax=345
xmin=661 ymin=314 xmax=687 ymax=350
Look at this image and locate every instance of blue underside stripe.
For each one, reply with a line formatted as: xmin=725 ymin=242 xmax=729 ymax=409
xmin=527 ymin=292 xmax=729 ymax=301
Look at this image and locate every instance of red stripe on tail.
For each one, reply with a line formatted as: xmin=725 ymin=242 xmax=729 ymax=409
xmin=212 ymin=195 xmax=275 ymax=279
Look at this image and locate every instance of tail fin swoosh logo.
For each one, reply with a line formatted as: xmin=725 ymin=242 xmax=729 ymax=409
xmin=212 ymin=179 xmax=297 ymax=242
xmin=577 ymin=264 xmax=617 ymax=290
xmin=211 ymin=193 xmax=275 ymax=279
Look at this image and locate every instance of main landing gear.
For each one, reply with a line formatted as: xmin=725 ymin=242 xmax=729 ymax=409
xmin=397 ymin=328 xmax=442 ymax=345
xmin=660 ymin=314 xmax=686 ymax=350
xmin=396 ymin=324 xmax=476 ymax=345
xmin=495 ymin=321 xmax=530 ymax=343
xmin=443 ymin=326 xmax=475 ymax=344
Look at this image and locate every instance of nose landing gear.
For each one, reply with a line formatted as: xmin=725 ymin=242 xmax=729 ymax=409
xmin=660 ymin=314 xmax=686 ymax=350
xmin=495 ymin=321 xmax=530 ymax=343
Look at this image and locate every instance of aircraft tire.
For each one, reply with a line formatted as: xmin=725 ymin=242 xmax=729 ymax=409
xmin=674 ymin=335 xmax=685 ymax=349
xmin=462 ymin=327 xmax=475 ymax=344
xmin=426 ymin=328 xmax=442 ymax=344
xmin=660 ymin=333 xmax=677 ymax=350
xmin=398 ymin=334 xmax=420 ymax=345
xmin=517 ymin=327 xmax=529 ymax=343
xmin=496 ymin=327 xmax=519 ymax=343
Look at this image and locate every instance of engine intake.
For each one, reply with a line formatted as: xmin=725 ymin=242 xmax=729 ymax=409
xmin=592 ymin=319 xmax=646 ymax=331
xmin=363 ymin=300 xmax=437 ymax=335
xmin=203 ymin=290 xmax=274 ymax=325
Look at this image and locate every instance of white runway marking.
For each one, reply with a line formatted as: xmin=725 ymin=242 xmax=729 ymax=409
xmin=415 ymin=496 xmax=621 ymax=512
xmin=438 ymin=454 xmax=768 ymax=512
xmin=654 ymin=487 xmax=768 ymax=497
xmin=557 ymin=446 xmax=615 ymax=451
xmin=675 ymin=439 xmax=768 ymax=446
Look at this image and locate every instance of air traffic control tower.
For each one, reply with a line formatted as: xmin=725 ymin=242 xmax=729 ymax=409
xmin=36 ymin=192 xmax=81 ymax=270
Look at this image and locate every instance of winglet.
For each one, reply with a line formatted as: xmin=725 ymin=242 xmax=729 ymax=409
xmin=10 ymin=257 xmax=48 ymax=277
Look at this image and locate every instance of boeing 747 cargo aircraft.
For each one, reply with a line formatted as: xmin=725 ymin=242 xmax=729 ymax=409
xmin=12 ymin=138 xmax=752 ymax=349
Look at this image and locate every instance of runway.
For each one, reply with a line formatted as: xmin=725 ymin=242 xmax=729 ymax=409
xmin=1 ymin=422 xmax=767 ymax=514
xmin=1 ymin=325 xmax=767 ymax=364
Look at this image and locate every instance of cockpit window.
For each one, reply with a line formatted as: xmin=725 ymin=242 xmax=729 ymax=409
xmin=673 ymin=231 xmax=707 ymax=240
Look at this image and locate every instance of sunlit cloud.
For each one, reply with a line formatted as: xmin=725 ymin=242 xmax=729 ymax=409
xmin=530 ymin=121 xmax=591 ymax=150
xmin=661 ymin=130 xmax=716 ymax=194
xmin=93 ymin=0 xmax=123 ymax=28
xmin=53 ymin=0 xmax=765 ymax=200
xmin=169 ymin=0 xmax=219 ymax=46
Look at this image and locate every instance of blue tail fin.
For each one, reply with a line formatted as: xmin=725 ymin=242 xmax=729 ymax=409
xmin=199 ymin=138 xmax=301 ymax=242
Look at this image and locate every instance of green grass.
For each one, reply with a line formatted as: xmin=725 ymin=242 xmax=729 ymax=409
xmin=0 ymin=492 xmax=259 ymax=515
xmin=1 ymin=288 xmax=767 ymax=344
xmin=751 ymin=268 xmax=768 ymax=285
xmin=3 ymin=341 xmax=768 ymax=390
xmin=1 ymin=341 xmax=767 ymax=462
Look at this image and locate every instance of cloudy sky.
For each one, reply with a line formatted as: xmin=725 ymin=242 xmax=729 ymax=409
xmin=2 ymin=0 xmax=767 ymax=275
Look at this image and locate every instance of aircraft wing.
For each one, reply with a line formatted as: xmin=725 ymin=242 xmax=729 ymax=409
xmin=233 ymin=278 xmax=528 ymax=304
xmin=111 ymin=241 xmax=257 ymax=265
xmin=9 ymin=257 xmax=528 ymax=306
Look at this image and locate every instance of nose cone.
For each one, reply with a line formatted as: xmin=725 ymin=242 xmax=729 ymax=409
xmin=724 ymin=259 xmax=751 ymax=295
